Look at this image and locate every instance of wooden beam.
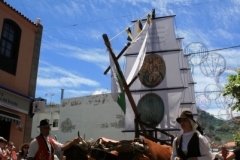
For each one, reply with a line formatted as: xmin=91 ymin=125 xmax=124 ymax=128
xmin=102 ymin=34 xmax=147 ymax=136
xmin=103 ymin=42 xmax=131 ymax=75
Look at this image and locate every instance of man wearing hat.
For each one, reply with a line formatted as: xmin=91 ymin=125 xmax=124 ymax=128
xmin=170 ymin=110 xmax=213 ymax=160
xmin=28 ymin=119 xmax=80 ymax=160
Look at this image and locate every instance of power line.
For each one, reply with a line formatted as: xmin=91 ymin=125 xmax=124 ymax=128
xmin=44 ymin=14 xmax=134 ymax=31
xmin=42 ymin=33 xmax=103 ymax=48
xmin=161 ymin=0 xmax=225 ymax=10
xmin=186 ymin=44 xmax=240 ymax=55
xmin=43 ymin=0 xmax=225 ymax=31
xmin=20 ymin=0 xmax=29 ymax=18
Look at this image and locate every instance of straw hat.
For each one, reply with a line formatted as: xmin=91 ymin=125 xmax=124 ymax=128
xmin=19 ymin=143 xmax=29 ymax=152
xmin=0 ymin=137 xmax=7 ymax=143
xmin=176 ymin=110 xmax=196 ymax=123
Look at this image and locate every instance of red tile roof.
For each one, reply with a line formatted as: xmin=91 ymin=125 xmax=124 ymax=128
xmin=225 ymin=142 xmax=236 ymax=147
xmin=1 ymin=0 xmax=37 ymax=26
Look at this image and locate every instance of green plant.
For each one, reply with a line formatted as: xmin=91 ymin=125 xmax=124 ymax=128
xmin=222 ymin=68 xmax=240 ymax=111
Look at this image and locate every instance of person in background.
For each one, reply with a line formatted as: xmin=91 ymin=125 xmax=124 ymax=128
xmin=8 ymin=142 xmax=17 ymax=160
xmin=0 ymin=137 xmax=8 ymax=160
xmin=212 ymin=145 xmax=229 ymax=160
xmin=226 ymin=147 xmax=240 ymax=160
xmin=17 ymin=143 xmax=29 ymax=160
xmin=27 ymin=119 xmax=81 ymax=160
xmin=221 ymin=145 xmax=229 ymax=160
xmin=171 ymin=110 xmax=213 ymax=160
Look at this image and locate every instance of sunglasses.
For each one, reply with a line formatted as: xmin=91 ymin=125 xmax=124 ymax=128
xmin=23 ymin=146 xmax=29 ymax=149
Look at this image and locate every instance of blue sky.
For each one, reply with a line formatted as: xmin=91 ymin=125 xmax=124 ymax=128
xmin=4 ymin=0 xmax=240 ymax=117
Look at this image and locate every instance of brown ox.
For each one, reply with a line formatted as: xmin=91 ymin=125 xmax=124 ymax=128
xmin=141 ymin=138 xmax=172 ymax=160
xmin=91 ymin=137 xmax=172 ymax=160
xmin=63 ymin=138 xmax=172 ymax=160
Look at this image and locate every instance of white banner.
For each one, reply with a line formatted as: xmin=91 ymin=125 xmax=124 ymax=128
xmin=126 ymin=16 xmax=179 ymax=54
xmin=126 ymin=32 xmax=148 ymax=84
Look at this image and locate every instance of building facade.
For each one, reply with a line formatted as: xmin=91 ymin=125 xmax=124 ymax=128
xmin=31 ymin=94 xmax=134 ymax=144
xmin=0 ymin=0 xmax=42 ymax=148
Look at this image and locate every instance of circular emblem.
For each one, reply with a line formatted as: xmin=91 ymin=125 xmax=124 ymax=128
xmin=200 ymin=52 xmax=226 ymax=77
xmin=215 ymin=94 xmax=235 ymax=110
xmin=184 ymin=42 xmax=208 ymax=66
xmin=137 ymin=93 xmax=164 ymax=127
xmin=195 ymin=94 xmax=211 ymax=111
xmin=204 ymin=84 xmax=222 ymax=100
xmin=218 ymin=109 xmax=230 ymax=120
xmin=215 ymin=67 xmax=237 ymax=89
xmin=139 ymin=54 xmax=166 ymax=88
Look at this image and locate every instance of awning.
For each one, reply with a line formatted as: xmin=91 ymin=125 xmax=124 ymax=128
xmin=0 ymin=110 xmax=20 ymax=124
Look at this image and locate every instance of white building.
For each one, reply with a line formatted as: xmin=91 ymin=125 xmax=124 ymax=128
xmin=31 ymin=94 xmax=134 ymax=143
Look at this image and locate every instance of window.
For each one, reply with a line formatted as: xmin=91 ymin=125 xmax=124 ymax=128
xmin=53 ymin=119 xmax=58 ymax=127
xmin=0 ymin=19 xmax=21 ymax=75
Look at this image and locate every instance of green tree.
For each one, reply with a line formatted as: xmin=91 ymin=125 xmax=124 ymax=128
xmin=208 ymin=124 xmax=215 ymax=131
xmin=222 ymin=68 xmax=240 ymax=111
xmin=222 ymin=68 xmax=240 ymax=146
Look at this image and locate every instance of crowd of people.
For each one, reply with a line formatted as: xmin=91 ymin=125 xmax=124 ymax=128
xmin=1 ymin=112 xmax=240 ymax=160
xmin=0 ymin=137 xmax=29 ymax=160
xmin=0 ymin=119 xmax=79 ymax=160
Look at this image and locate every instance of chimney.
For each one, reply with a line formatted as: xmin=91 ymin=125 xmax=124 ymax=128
xmin=35 ymin=18 xmax=41 ymax=26
xmin=61 ymin=89 xmax=64 ymax=101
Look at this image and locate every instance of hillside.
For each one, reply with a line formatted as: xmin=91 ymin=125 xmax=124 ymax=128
xmin=198 ymin=110 xmax=240 ymax=144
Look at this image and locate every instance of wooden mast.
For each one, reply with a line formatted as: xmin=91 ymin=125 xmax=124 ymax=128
xmin=102 ymin=34 xmax=147 ymax=136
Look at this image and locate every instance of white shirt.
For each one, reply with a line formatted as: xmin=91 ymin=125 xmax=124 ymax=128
xmin=28 ymin=136 xmax=62 ymax=160
xmin=171 ymin=131 xmax=213 ymax=160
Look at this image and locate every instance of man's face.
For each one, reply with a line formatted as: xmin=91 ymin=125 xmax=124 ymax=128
xmin=9 ymin=143 xmax=14 ymax=151
xmin=40 ymin=126 xmax=51 ymax=136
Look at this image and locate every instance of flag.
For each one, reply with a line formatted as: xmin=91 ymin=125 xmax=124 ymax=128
xmin=126 ymin=32 xmax=148 ymax=84
xmin=147 ymin=14 xmax=151 ymax=24
xmin=137 ymin=20 xmax=142 ymax=33
xmin=109 ymin=53 xmax=126 ymax=114
xmin=125 ymin=27 xmax=133 ymax=41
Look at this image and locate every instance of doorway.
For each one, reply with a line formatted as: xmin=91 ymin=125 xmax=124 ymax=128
xmin=0 ymin=120 xmax=11 ymax=141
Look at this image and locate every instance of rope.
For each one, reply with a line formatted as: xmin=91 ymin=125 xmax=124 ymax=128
xmin=109 ymin=10 xmax=152 ymax=41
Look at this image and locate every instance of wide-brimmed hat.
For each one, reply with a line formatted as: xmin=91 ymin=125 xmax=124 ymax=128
xmin=37 ymin=119 xmax=52 ymax=128
xmin=19 ymin=143 xmax=29 ymax=152
xmin=0 ymin=137 xmax=7 ymax=143
xmin=176 ymin=110 xmax=196 ymax=123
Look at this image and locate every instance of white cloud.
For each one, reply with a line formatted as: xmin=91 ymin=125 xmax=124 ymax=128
xmin=178 ymin=29 xmax=212 ymax=48
xmin=37 ymin=62 xmax=99 ymax=88
xmin=92 ymin=89 xmax=110 ymax=95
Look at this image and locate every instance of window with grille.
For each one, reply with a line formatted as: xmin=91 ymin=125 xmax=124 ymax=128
xmin=0 ymin=19 xmax=21 ymax=75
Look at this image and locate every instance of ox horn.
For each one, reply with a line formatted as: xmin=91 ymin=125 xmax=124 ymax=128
xmin=55 ymin=135 xmax=58 ymax=141
xmin=78 ymin=131 xmax=87 ymax=145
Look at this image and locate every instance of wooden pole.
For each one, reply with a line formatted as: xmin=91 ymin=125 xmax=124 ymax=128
xmin=127 ymin=73 xmax=140 ymax=88
xmin=102 ymin=34 xmax=147 ymax=135
xmin=152 ymin=9 xmax=155 ymax=19
xmin=103 ymin=42 xmax=131 ymax=75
